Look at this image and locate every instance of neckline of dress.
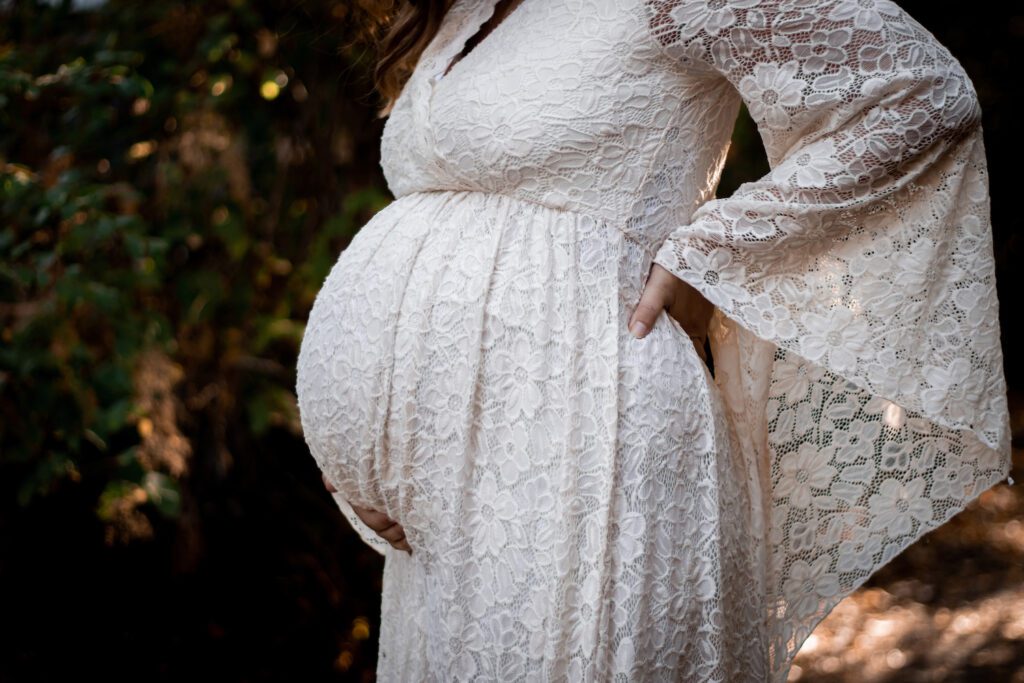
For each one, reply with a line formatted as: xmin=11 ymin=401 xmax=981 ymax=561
xmin=429 ymin=0 xmax=530 ymax=87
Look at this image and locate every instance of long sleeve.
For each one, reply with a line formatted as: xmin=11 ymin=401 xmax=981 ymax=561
xmin=643 ymin=3 xmax=1012 ymax=678
xmin=646 ymin=0 xmax=1009 ymax=452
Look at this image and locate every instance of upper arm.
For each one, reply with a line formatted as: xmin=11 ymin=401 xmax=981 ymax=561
xmin=641 ymin=0 xmax=981 ymax=166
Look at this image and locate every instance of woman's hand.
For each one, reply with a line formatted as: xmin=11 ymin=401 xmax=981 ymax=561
xmin=628 ymin=262 xmax=715 ymax=364
xmin=321 ymin=473 xmax=413 ymax=554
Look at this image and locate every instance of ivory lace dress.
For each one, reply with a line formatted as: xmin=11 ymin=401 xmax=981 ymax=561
xmin=294 ymin=0 xmax=1013 ymax=680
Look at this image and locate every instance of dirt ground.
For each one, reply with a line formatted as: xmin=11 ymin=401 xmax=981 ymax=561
xmin=792 ymin=401 xmax=1024 ymax=683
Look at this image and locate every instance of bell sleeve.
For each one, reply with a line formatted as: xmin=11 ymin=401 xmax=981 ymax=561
xmin=645 ymin=0 xmax=1013 ymax=678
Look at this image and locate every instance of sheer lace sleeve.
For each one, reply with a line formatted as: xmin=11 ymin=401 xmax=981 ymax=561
xmin=647 ymin=0 xmax=1008 ymax=451
xmin=644 ymin=1 xmax=1012 ymax=676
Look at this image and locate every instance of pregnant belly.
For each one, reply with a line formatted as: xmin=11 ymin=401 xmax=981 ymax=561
xmin=296 ymin=191 xmax=443 ymax=513
xmin=295 ymin=189 xmax=711 ymax=552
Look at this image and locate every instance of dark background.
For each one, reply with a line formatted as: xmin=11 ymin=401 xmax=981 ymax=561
xmin=0 ymin=1 xmax=1021 ymax=681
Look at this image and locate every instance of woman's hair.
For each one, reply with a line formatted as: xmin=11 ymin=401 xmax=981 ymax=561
xmin=357 ymin=0 xmax=454 ymax=119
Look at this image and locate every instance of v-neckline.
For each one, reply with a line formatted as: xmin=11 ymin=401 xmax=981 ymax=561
xmin=428 ymin=0 xmax=530 ymax=88
xmin=412 ymin=0 xmax=531 ymax=156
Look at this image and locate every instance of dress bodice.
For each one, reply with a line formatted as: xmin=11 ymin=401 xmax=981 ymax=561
xmin=379 ymin=0 xmax=738 ymax=256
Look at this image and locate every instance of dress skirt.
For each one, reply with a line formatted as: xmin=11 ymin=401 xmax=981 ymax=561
xmin=296 ymin=187 xmax=771 ymax=681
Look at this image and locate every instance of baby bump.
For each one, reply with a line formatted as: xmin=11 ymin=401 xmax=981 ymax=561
xmin=295 ymin=193 xmax=444 ymax=517
xmin=297 ymin=190 xmax=634 ymax=555
xmin=385 ymin=199 xmax=634 ymax=557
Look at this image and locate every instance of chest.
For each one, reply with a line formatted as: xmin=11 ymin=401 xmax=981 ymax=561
xmin=379 ymin=0 xmax=730 ymax=202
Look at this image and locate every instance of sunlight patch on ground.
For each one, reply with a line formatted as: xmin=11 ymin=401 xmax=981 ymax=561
xmin=790 ymin=445 xmax=1024 ymax=682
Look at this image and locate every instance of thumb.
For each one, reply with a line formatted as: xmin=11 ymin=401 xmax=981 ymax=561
xmin=628 ymin=268 xmax=674 ymax=339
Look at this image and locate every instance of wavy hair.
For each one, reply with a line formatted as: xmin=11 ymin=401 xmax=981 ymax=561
xmin=354 ymin=0 xmax=454 ymax=119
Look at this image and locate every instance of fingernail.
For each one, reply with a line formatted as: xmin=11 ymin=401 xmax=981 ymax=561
xmin=630 ymin=321 xmax=648 ymax=338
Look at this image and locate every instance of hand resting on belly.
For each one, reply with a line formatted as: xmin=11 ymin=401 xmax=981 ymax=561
xmin=322 ymin=473 xmax=413 ymax=554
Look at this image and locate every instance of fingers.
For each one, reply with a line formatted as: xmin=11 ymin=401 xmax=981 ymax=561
xmin=629 ymin=264 xmax=715 ymax=367
xmin=373 ymin=519 xmax=407 ymax=544
xmin=322 ymin=471 xmax=413 ymax=555
xmin=628 ymin=263 xmax=677 ymax=339
xmin=666 ymin=277 xmax=715 ymax=341
xmin=349 ymin=501 xmax=393 ymax=530
xmin=376 ymin=520 xmax=412 ymax=555
xmin=349 ymin=501 xmax=413 ymax=555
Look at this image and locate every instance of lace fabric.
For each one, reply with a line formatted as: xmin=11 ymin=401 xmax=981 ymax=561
xmin=645 ymin=0 xmax=1012 ymax=671
xmin=295 ymin=0 xmax=1012 ymax=680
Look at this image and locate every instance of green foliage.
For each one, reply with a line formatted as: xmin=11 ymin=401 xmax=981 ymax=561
xmin=0 ymin=0 xmax=391 ymax=528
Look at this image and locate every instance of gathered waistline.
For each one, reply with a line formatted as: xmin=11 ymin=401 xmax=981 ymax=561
xmin=400 ymin=187 xmax=659 ymax=260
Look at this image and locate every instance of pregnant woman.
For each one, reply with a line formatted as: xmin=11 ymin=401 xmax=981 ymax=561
xmin=295 ymin=0 xmax=1013 ymax=680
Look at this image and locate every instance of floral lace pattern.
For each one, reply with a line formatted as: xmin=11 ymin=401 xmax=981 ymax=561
xmin=647 ymin=0 xmax=1012 ymax=675
xmin=294 ymin=0 xmax=1012 ymax=680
